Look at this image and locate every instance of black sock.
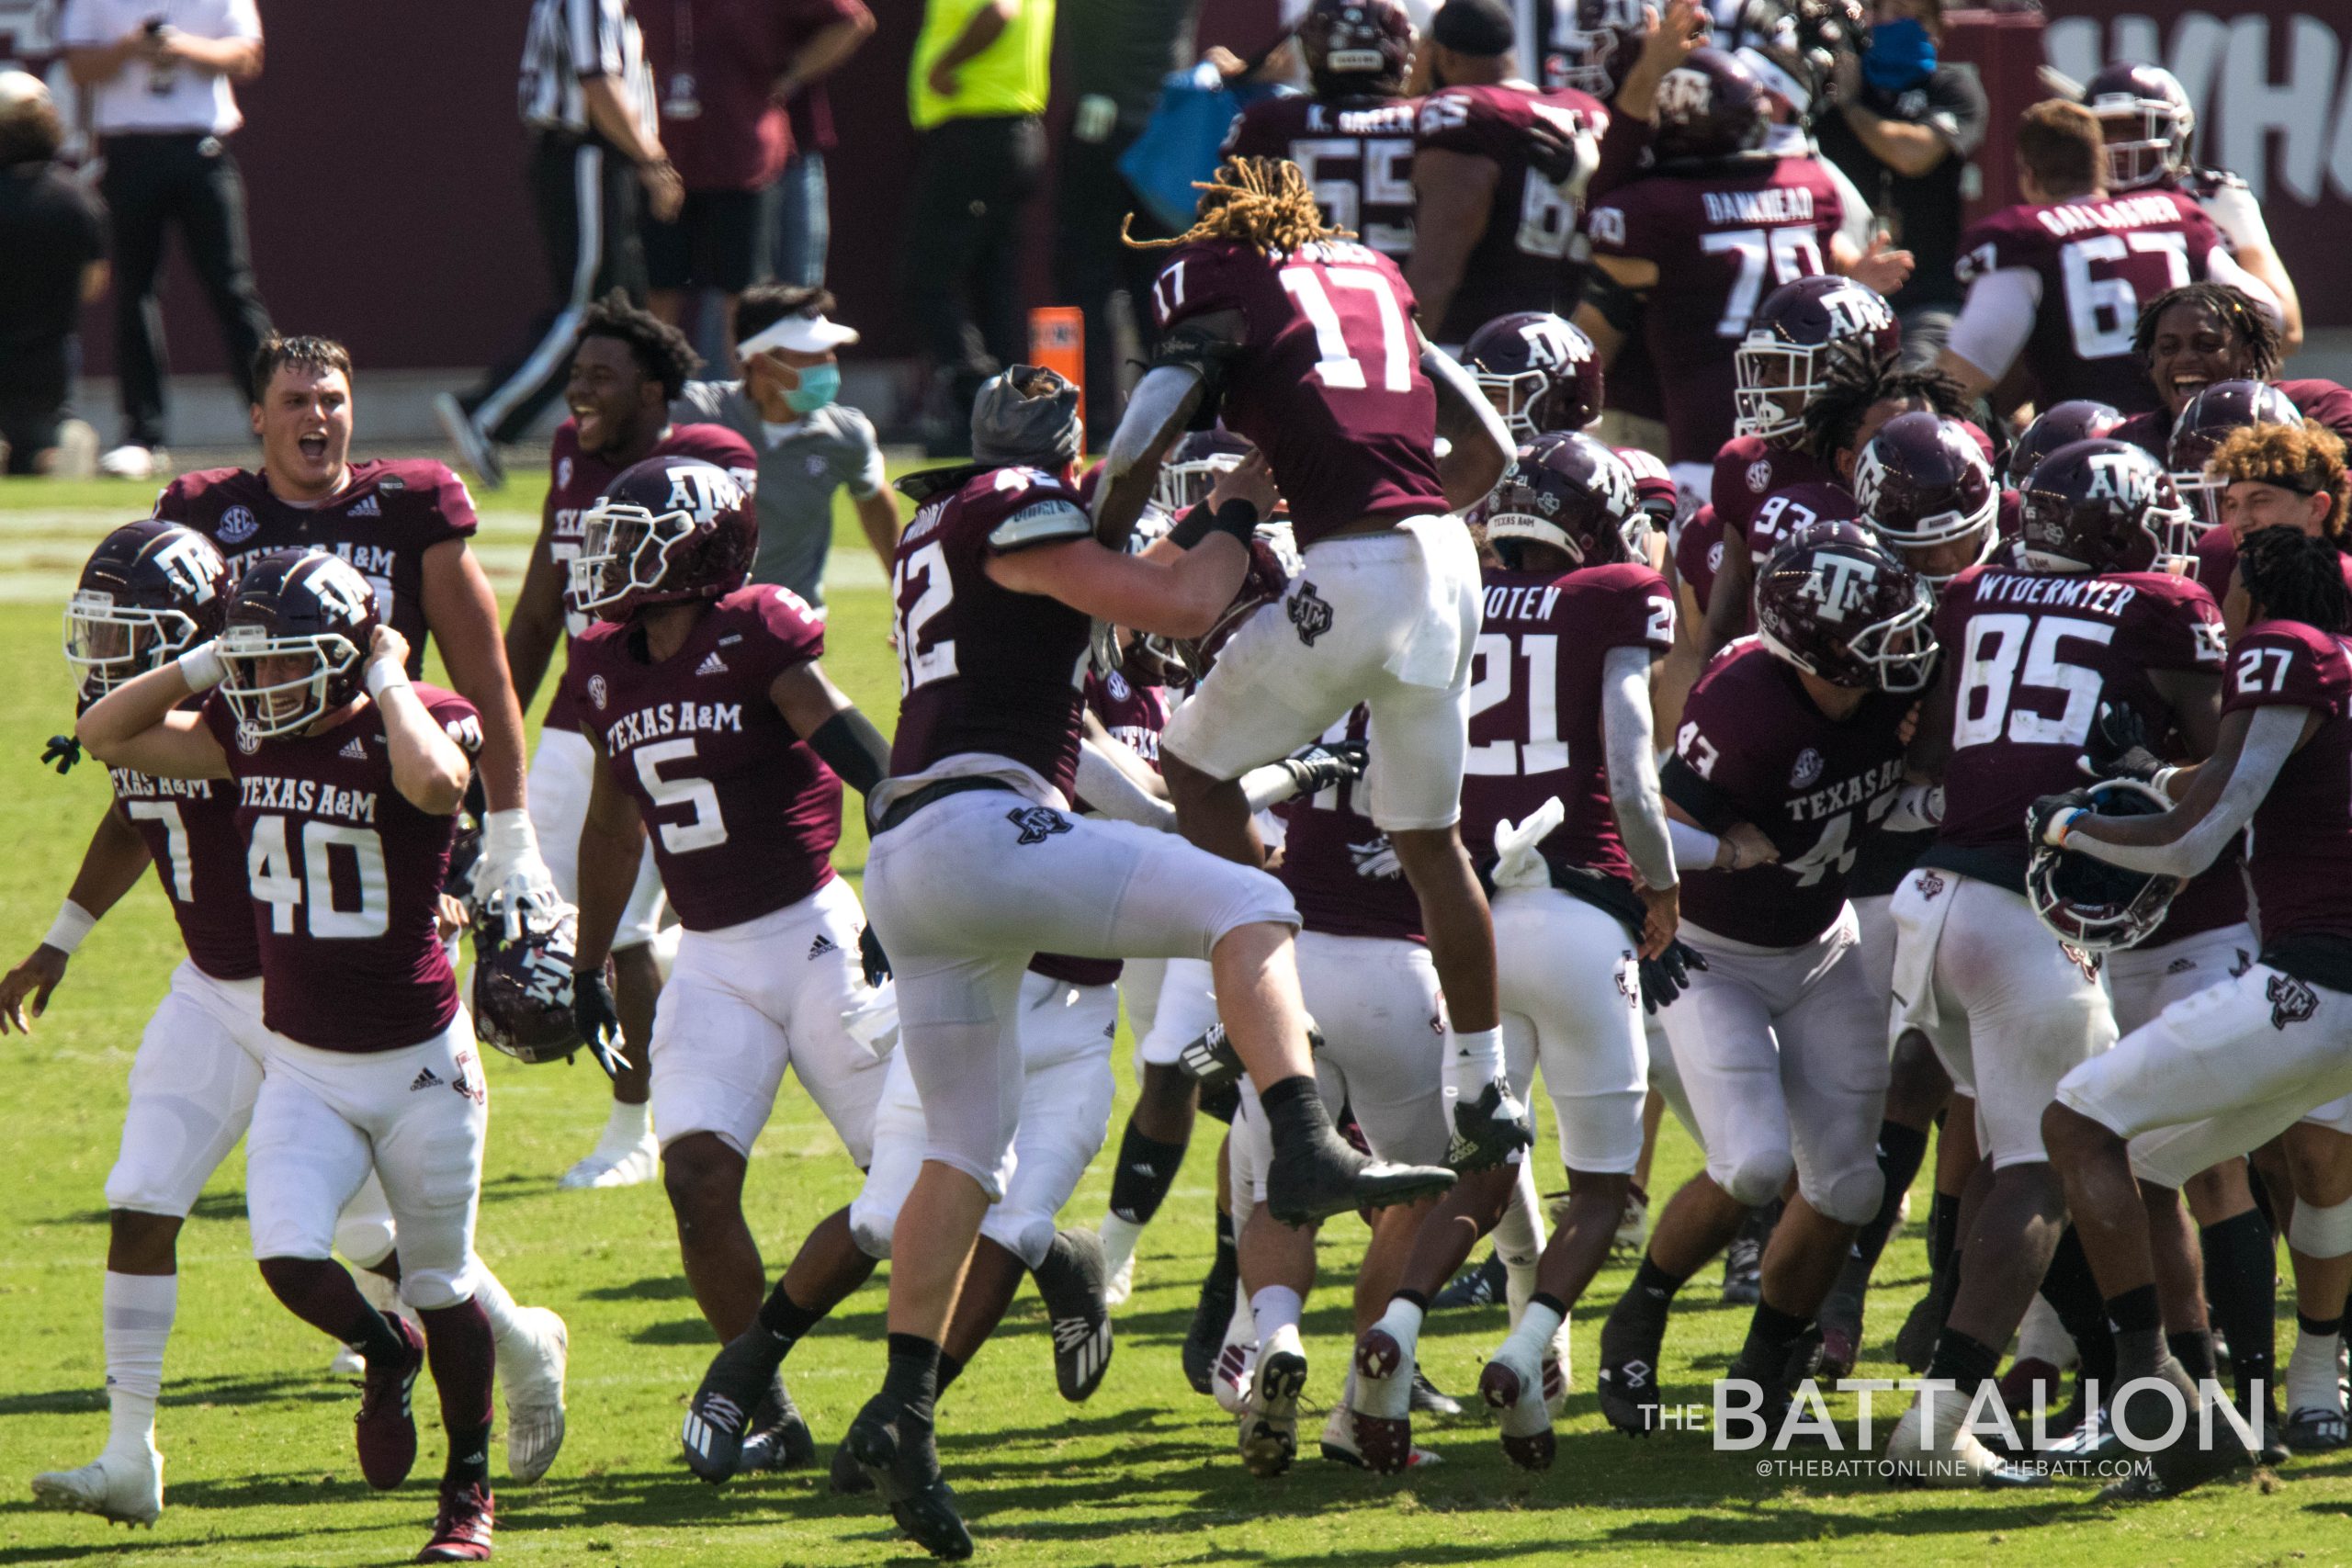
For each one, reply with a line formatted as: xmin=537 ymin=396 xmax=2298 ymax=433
xmin=1107 ymin=1123 xmax=1190 ymax=1226
xmin=1742 ymin=1302 xmax=1813 ymax=1372
xmin=2200 ymin=1209 xmax=2278 ymax=1407
xmin=934 ymin=1349 xmax=967 ymax=1396
xmin=1617 ymin=1257 xmax=1688 ymax=1326
xmin=1928 ymin=1191 xmax=1960 ymax=1277
xmin=2299 ymin=1310 xmax=2345 ymax=1339
xmin=1395 ymin=1288 xmax=1430 ymax=1313
xmin=883 ymin=1332 xmax=942 ymax=1426
xmin=1258 ymin=1074 xmax=1336 ymax=1156
xmin=2169 ymin=1328 xmax=2218 ymax=1385
xmin=2106 ymin=1282 xmax=2166 ymax=1382
xmin=757 ymin=1284 xmax=827 ymax=1350
xmin=1927 ymin=1328 xmax=2002 ymax=1391
xmin=1849 ymin=1121 xmax=1931 ymax=1273
xmin=2040 ymin=1225 xmax=2113 ymax=1373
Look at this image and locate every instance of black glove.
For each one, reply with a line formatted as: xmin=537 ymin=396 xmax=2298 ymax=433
xmin=2076 ymin=701 xmax=2164 ymax=784
xmin=41 ymin=735 xmax=83 ymax=774
xmin=1278 ymin=738 xmax=1369 ymax=798
xmin=2027 ymin=789 xmax=2098 ymax=851
xmin=1638 ymin=941 xmax=1709 ymax=1015
xmin=1524 ymin=118 xmax=1593 ymax=189
xmin=858 ymin=924 xmax=891 ymax=987
xmin=571 ymin=967 xmax=628 ymax=1079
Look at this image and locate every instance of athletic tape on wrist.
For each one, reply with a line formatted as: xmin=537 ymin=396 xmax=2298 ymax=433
xmin=44 ymin=899 xmax=96 ymax=955
xmin=364 ymin=660 xmax=411 ymax=698
xmin=175 ymin=642 xmax=226 ymax=692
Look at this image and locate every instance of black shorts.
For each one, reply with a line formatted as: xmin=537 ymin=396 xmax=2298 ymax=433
xmin=642 ymin=185 xmax=775 ymax=293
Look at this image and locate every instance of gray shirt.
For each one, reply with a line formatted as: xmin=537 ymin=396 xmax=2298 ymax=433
xmin=673 ymin=380 xmax=887 ymax=609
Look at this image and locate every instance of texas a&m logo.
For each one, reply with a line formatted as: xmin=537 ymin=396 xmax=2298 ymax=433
xmin=1798 ymin=552 xmax=1880 ymax=624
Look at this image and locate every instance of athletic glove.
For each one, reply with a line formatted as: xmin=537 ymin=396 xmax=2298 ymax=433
xmin=1638 ymin=941 xmax=1709 ymax=1015
xmin=472 ymin=809 xmax=567 ymax=941
xmin=1524 ymin=118 xmax=1600 ymax=196
xmin=1277 ymin=738 xmax=1369 ymax=797
xmin=858 ymin=925 xmax=891 ymax=987
xmin=2027 ymin=789 xmax=2097 ymax=849
xmin=40 ymin=735 xmax=82 ymax=774
xmin=2075 ymin=701 xmax=2164 ymax=784
xmin=571 ymin=967 xmax=629 ymax=1079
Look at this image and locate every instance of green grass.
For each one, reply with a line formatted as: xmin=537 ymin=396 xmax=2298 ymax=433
xmin=0 ymin=470 xmax=2344 ymax=1565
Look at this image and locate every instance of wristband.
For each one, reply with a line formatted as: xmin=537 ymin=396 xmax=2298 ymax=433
xmin=364 ymin=660 xmax=411 ymax=698
xmin=2149 ymin=765 xmax=2181 ymax=797
xmin=44 ymin=899 xmax=96 ymax=956
xmin=176 ymin=642 xmax=226 ymax=692
xmin=1204 ymin=499 xmax=1261 ymax=545
xmin=2049 ymin=807 xmax=2083 ymax=847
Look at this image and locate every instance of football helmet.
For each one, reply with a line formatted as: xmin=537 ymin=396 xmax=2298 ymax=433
xmin=1754 ymin=520 xmax=1939 ymax=693
xmin=64 ymin=520 xmax=228 ymax=703
xmin=1653 ymin=48 xmax=1770 ymax=164
xmin=1464 ymin=312 xmax=1603 ymax=439
xmin=1734 ymin=276 xmax=1900 ymax=441
xmin=1729 ymin=0 xmax=1862 ymax=117
xmin=2004 ymin=400 xmax=2125 ymax=489
xmin=1554 ymin=0 xmax=1646 ymax=98
xmin=571 ymin=455 xmax=755 ymax=622
xmin=1162 ymin=524 xmax=1302 ymax=682
xmin=2018 ymin=438 xmax=2196 ymax=576
xmin=2167 ymin=378 xmax=2301 ymax=528
xmin=1471 ymin=432 xmax=1646 ymax=566
xmin=1617 ymin=446 xmax=1679 ymax=533
xmin=218 ymin=547 xmax=380 ymax=739
xmin=1299 ymin=0 xmax=1415 ymax=96
xmin=1153 ymin=428 xmax=1256 ymax=516
xmin=472 ymin=890 xmax=594 ymax=1064
xmin=1854 ymin=412 xmax=1999 ymax=587
xmin=2082 ymin=62 xmax=2194 ymax=192
xmin=2027 ymin=778 xmax=2182 ymax=953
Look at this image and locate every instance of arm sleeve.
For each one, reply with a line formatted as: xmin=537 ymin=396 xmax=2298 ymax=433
xmin=1602 ymin=644 xmax=1676 ymax=889
xmin=1668 ymin=818 xmax=1722 ymax=870
xmin=1942 ymin=266 xmax=2042 ymax=384
xmin=2068 ymin=704 xmax=2301 ymax=879
xmin=1240 ymin=761 xmax=1309 ymax=814
xmin=1077 ymin=736 xmax=1179 ymax=831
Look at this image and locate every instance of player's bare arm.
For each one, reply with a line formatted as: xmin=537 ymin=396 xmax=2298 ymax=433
xmin=1406 ymin=149 xmax=1498 ymax=336
xmin=75 ymin=658 xmax=232 ymax=783
xmin=368 ymin=626 xmax=471 ymax=817
xmin=2151 ymin=668 xmax=2225 ymax=758
xmin=1423 ymin=333 xmax=1512 ymax=506
xmin=0 ymin=807 xmax=153 ymax=1034
xmin=570 ymin=733 xmax=650 ymax=976
xmin=1610 ymin=0 xmax=1710 ymax=124
xmin=420 ymin=538 xmax=528 ymax=813
xmin=503 ymin=502 xmax=572 ymax=714
xmin=769 ymin=660 xmax=893 ymax=799
xmin=987 ymin=532 xmax=1250 ymax=640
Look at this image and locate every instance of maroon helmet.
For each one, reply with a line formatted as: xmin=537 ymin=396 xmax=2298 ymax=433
xmin=218 ymin=547 xmax=380 ymax=740
xmin=1616 ymin=446 xmax=1679 ymax=533
xmin=1554 ymin=0 xmax=1648 ymax=97
xmin=2167 ymin=378 xmax=2301 ymax=527
xmin=1153 ymin=428 xmax=1257 ymax=515
xmin=2029 ymin=777 xmax=2181 ymax=953
xmin=2018 ymin=438 xmax=2196 ymax=577
xmin=2005 ymin=400 xmax=2126 ymax=488
xmin=1734 ymin=276 xmax=1899 ymax=441
xmin=1298 ymin=0 xmax=1415 ymax=96
xmin=1160 ymin=525 xmax=1302 ymax=682
xmin=1854 ymin=412 xmax=1999 ymax=587
xmin=1755 ymin=519 xmax=1939 ymax=693
xmin=64 ymin=520 xmax=228 ymax=703
xmin=472 ymin=891 xmax=595 ymax=1065
xmin=2082 ymin=61 xmax=2194 ymax=191
xmin=571 ymin=455 xmax=755 ymax=623
xmin=1653 ymin=48 xmax=1770 ymax=164
xmin=1464 ymin=312 xmax=1603 ymax=439
xmin=1470 ymin=433 xmax=1645 ymax=566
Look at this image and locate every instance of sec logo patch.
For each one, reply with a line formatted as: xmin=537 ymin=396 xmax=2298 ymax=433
xmin=218 ymin=505 xmax=258 ymax=544
xmin=587 ymin=673 xmax=609 ymax=711
xmin=1789 ymin=747 xmax=1824 ymax=789
xmin=1746 ymin=459 xmax=1772 ymax=495
xmin=557 ymin=456 xmax=573 ymax=490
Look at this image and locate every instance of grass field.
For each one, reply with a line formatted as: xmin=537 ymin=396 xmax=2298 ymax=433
xmin=0 ymin=468 xmax=2343 ymax=1566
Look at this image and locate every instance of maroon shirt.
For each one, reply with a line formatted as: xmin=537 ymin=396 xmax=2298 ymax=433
xmin=1275 ymin=707 xmax=1423 ymax=942
xmin=2222 ymin=620 xmax=2352 ymax=947
xmin=1676 ymin=504 xmax=1725 ymax=617
xmin=1954 ymin=191 xmax=2233 ymax=414
xmin=565 ymin=585 xmax=841 ymax=931
xmin=201 ymin=685 xmax=481 ymax=1053
xmin=1747 ymin=480 xmax=1863 ymax=559
xmin=1713 ymin=434 xmax=1839 ymax=550
xmin=540 ymin=420 xmax=760 ymax=733
xmin=1225 ymin=94 xmax=1420 ymax=262
xmin=640 ymin=0 xmax=865 ymax=190
xmin=2112 ymin=378 xmax=2352 ymax=462
xmin=1148 ymin=237 xmax=1449 ymax=545
xmin=888 ymin=465 xmax=1094 ymax=799
xmin=107 ymin=763 xmax=257 ymax=983
xmin=2189 ymin=527 xmax=2352 ymax=602
xmin=1927 ymin=565 xmax=2223 ymax=886
xmin=1460 ymin=561 xmax=1675 ymax=886
xmin=1665 ymin=641 xmax=1911 ymax=946
xmin=157 ymin=461 xmax=477 ymax=679
xmin=1586 ymin=157 xmax=1844 ymax=464
xmin=1413 ymin=82 xmax=1607 ymax=343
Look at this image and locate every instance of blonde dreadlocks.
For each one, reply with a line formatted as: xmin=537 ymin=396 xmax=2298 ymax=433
xmin=1125 ymin=156 xmax=1352 ymax=257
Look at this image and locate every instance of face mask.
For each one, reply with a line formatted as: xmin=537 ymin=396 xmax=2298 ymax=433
xmin=783 ymin=362 xmax=840 ymax=414
xmin=1862 ymin=17 xmax=1935 ymax=94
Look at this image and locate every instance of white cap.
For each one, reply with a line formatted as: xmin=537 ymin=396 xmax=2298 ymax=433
xmin=0 ymin=70 xmax=50 ymax=114
xmin=738 ymin=310 xmax=860 ymax=357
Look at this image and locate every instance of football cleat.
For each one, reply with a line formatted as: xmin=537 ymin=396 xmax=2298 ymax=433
xmin=2094 ymin=1382 xmax=2252 ymax=1501
xmin=1238 ymin=1334 xmax=1307 ymax=1478
xmin=2287 ymin=1404 xmax=2347 ymax=1452
xmin=356 ymin=1314 xmax=426 ymax=1490
xmin=1997 ymin=1356 xmax=2064 ymax=1420
xmin=1481 ymin=1338 xmax=1557 ymax=1472
xmin=1721 ymin=1236 xmax=1763 ymax=1306
xmin=30 ymin=1446 xmax=163 ymax=1527
xmin=1884 ymin=1395 xmax=2045 ymax=1489
xmin=737 ymin=1379 xmax=818 ymax=1475
xmin=498 ymin=1304 xmax=569 ymax=1483
xmin=1597 ymin=1303 xmax=1666 ymax=1438
xmin=1348 ymin=1325 xmax=1416 ymax=1474
xmin=1211 ymin=1333 xmax=1261 ymax=1416
xmin=1431 ymin=1250 xmax=1508 ymax=1313
xmin=415 ymin=1479 xmax=494 ymax=1562
xmin=1446 ymin=1079 xmax=1536 ymax=1172
xmin=680 ymin=1331 xmax=793 ymax=1483
xmin=1412 ymin=1369 xmax=1465 ymax=1419
xmin=1182 ymin=1254 xmax=1239 ymax=1397
xmin=1034 ymin=1228 xmax=1114 ymax=1403
xmin=828 ymin=1437 xmax=873 ymax=1495
xmin=1265 ymin=1128 xmax=1453 ymax=1228
xmin=846 ymin=1392 xmax=973 ymax=1561
xmin=559 ymin=1126 xmax=660 ymax=1190
xmin=1318 ymin=1402 xmax=1441 ymax=1470
xmin=1815 ymin=1262 xmax=1869 ymax=1383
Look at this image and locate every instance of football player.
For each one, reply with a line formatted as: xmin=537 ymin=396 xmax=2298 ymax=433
xmin=77 ymin=551 xmax=506 ymax=1562
xmin=846 ymin=367 xmax=1453 ymax=1557
xmin=1462 ymin=311 xmax=1604 ymax=444
xmin=560 ymin=456 xmax=891 ymax=1462
xmin=1882 ymin=425 xmax=2226 ymax=1483
xmin=1225 ymin=0 xmax=1420 ymax=263
xmin=1934 ymin=101 xmax=2279 ymax=417
xmin=501 ymin=292 xmax=760 ymax=1190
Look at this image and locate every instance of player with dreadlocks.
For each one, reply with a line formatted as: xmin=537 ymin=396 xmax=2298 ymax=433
xmin=2115 ymin=282 xmax=2352 ymax=462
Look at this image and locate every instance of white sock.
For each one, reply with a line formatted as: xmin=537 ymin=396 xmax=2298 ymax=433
xmin=1442 ymin=1028 xmax=1507 ymax=1112
xmin=1251 ymin=1284 xmax=1304 ymax=1343
xmin=1494 ymin=1159 xmax=1547 ymax=1262
xmin=472 ymin=1267 xmax=520 ymax=1346
xmin=603 ymin=1099 xmax=651 ymax=1147
xmin=1099 ymin=1213 xmax=1144 ymax=1267
xmin=1225 ymin=1285 xmax=1255 ymax=1347
xmin=1374 ymin=1298 xmax=1425 ymax=1362
xmin=102 ymin=1271 xmax=175 ymax=1458
xmin=2289 ymin=1326 xmax=2345 ymax=1415
xmin=1503 ymin=1299 xmax=1565 ymax=1367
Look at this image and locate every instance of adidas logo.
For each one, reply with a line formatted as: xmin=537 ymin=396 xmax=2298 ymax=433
xmin=348 ymin=494 xmax=381 ymax=517
xmin=695 ymin=651 xmax=729 ymax=676
xmin=808 ymin=933 xmax=838 ymax=958
xmin=340 ymin=737 xmax=368 ymax=760
xmin=409 ymin=1067 xmax=443 ymax=1091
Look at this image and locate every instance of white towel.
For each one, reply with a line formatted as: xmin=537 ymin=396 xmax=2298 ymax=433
xmin=1492 ymin=797 xmax=1566 ymax=890
xmin=1887 ymin=869 xmax=1950 ymax=1043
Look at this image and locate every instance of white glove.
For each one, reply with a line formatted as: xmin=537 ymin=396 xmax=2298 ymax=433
xmin=471 ymin=808 xmax=566 ymax=940
xmin=1490 ymin=796 xmax=1566 ymax=891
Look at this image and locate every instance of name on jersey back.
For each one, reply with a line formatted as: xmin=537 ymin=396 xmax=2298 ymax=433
xmin=1702 ymin=187 xmax=1815 ymax=226
xmin=1972 ymin=573 xmax=2142 ymax=616
xmin=2032 ymin=193 xmax=2188 ymax=239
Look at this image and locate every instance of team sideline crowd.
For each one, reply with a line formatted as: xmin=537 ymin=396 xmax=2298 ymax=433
xmin=14 ymin=0 xmax=2352 ymax=1559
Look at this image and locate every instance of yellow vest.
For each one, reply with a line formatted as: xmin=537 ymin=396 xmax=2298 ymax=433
xmin=910 ymin=0 xmax=1054 ymax=130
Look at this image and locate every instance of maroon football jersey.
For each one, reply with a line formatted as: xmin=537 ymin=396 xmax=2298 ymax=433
xmin=1460 ymin=561 xmax=1675 ymax=886
xmin=2222 ymin=620 xmax=2352 ymax=945
xmin=1676 ymin=505 xmax=1725 ymax=617
xmin=1665 ymin=641 xmax=1912 ymax=946
xmin=156 ymin=460 xmax=477 ymax=678
xmin=2113 ymin=378 xmax=2352 ymax=461
xmin=1413 ymin=82 xmax=1607 ymax=344
xmin=1225 ymin=94 xmax=1420 ymax=261
xmin=1746 ymin=481 xmax=1863 ymax=560
xmin=107 ymin=764 xmax=258 ymax=982
xmin=539 ymin=420 xmax=760 ymax=733
xmin=888 ymin=465 xmax=1094 ymax=800
xmin=1148 ymin=237 xmax=1449 ymax=544
xmin=1953 ymin=192 xmax=2234 ymax=413
xmin=1928 ymin=565 xmax=2223 ymax=884
xmin=1713 ymin=434 xmax=1839 ymax=549
xmin=1585 ymin=157 xmax=1844 ymax=464
xmin=564 ymin=584 xmax=842 ymax=932
xmin=199 ymin=684 xmax=481 ymax=1053
xmin=1275 ymin=707 xmax=1423 ymax=942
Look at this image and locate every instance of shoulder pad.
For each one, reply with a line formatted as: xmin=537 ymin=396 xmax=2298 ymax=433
xmin=989 ymin=496 xmax=1093 ymax=551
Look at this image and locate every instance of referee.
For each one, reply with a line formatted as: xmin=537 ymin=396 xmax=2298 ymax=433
xmin=436 ymin=0 xmax=681 ymax=489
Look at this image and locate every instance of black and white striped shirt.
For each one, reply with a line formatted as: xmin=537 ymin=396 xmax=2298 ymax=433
xmin=517 ymin=0 xmax=656 ymax=142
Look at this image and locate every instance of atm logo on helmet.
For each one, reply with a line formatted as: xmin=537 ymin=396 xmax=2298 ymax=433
xmin=666 ymin=463 xmax=748 ymax=519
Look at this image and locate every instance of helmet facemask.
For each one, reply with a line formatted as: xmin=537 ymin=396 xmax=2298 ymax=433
xmin=1844 ymin=582 xmax=1939 ymax=693
xmin=571 ymin=499 xmax=695 ymax=616
xmin=64 ymin=592 xmax=200 ymax=701
xmin=218 ymin=620 xmax=362 ymax=739
xmin=2091 ymin=99 xmax=2187 ymax=191
xmin=1732 ymin=338 xmax=1819 ymax=441
xmin=1154 ymin=452 xmax=1244 ymax=515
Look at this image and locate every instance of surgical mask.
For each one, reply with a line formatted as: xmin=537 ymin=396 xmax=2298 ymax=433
xmin=1861 ymin=17 xmax=1935 ymax=94
xmin=783 ymin=363 xmax=840 ymax=414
